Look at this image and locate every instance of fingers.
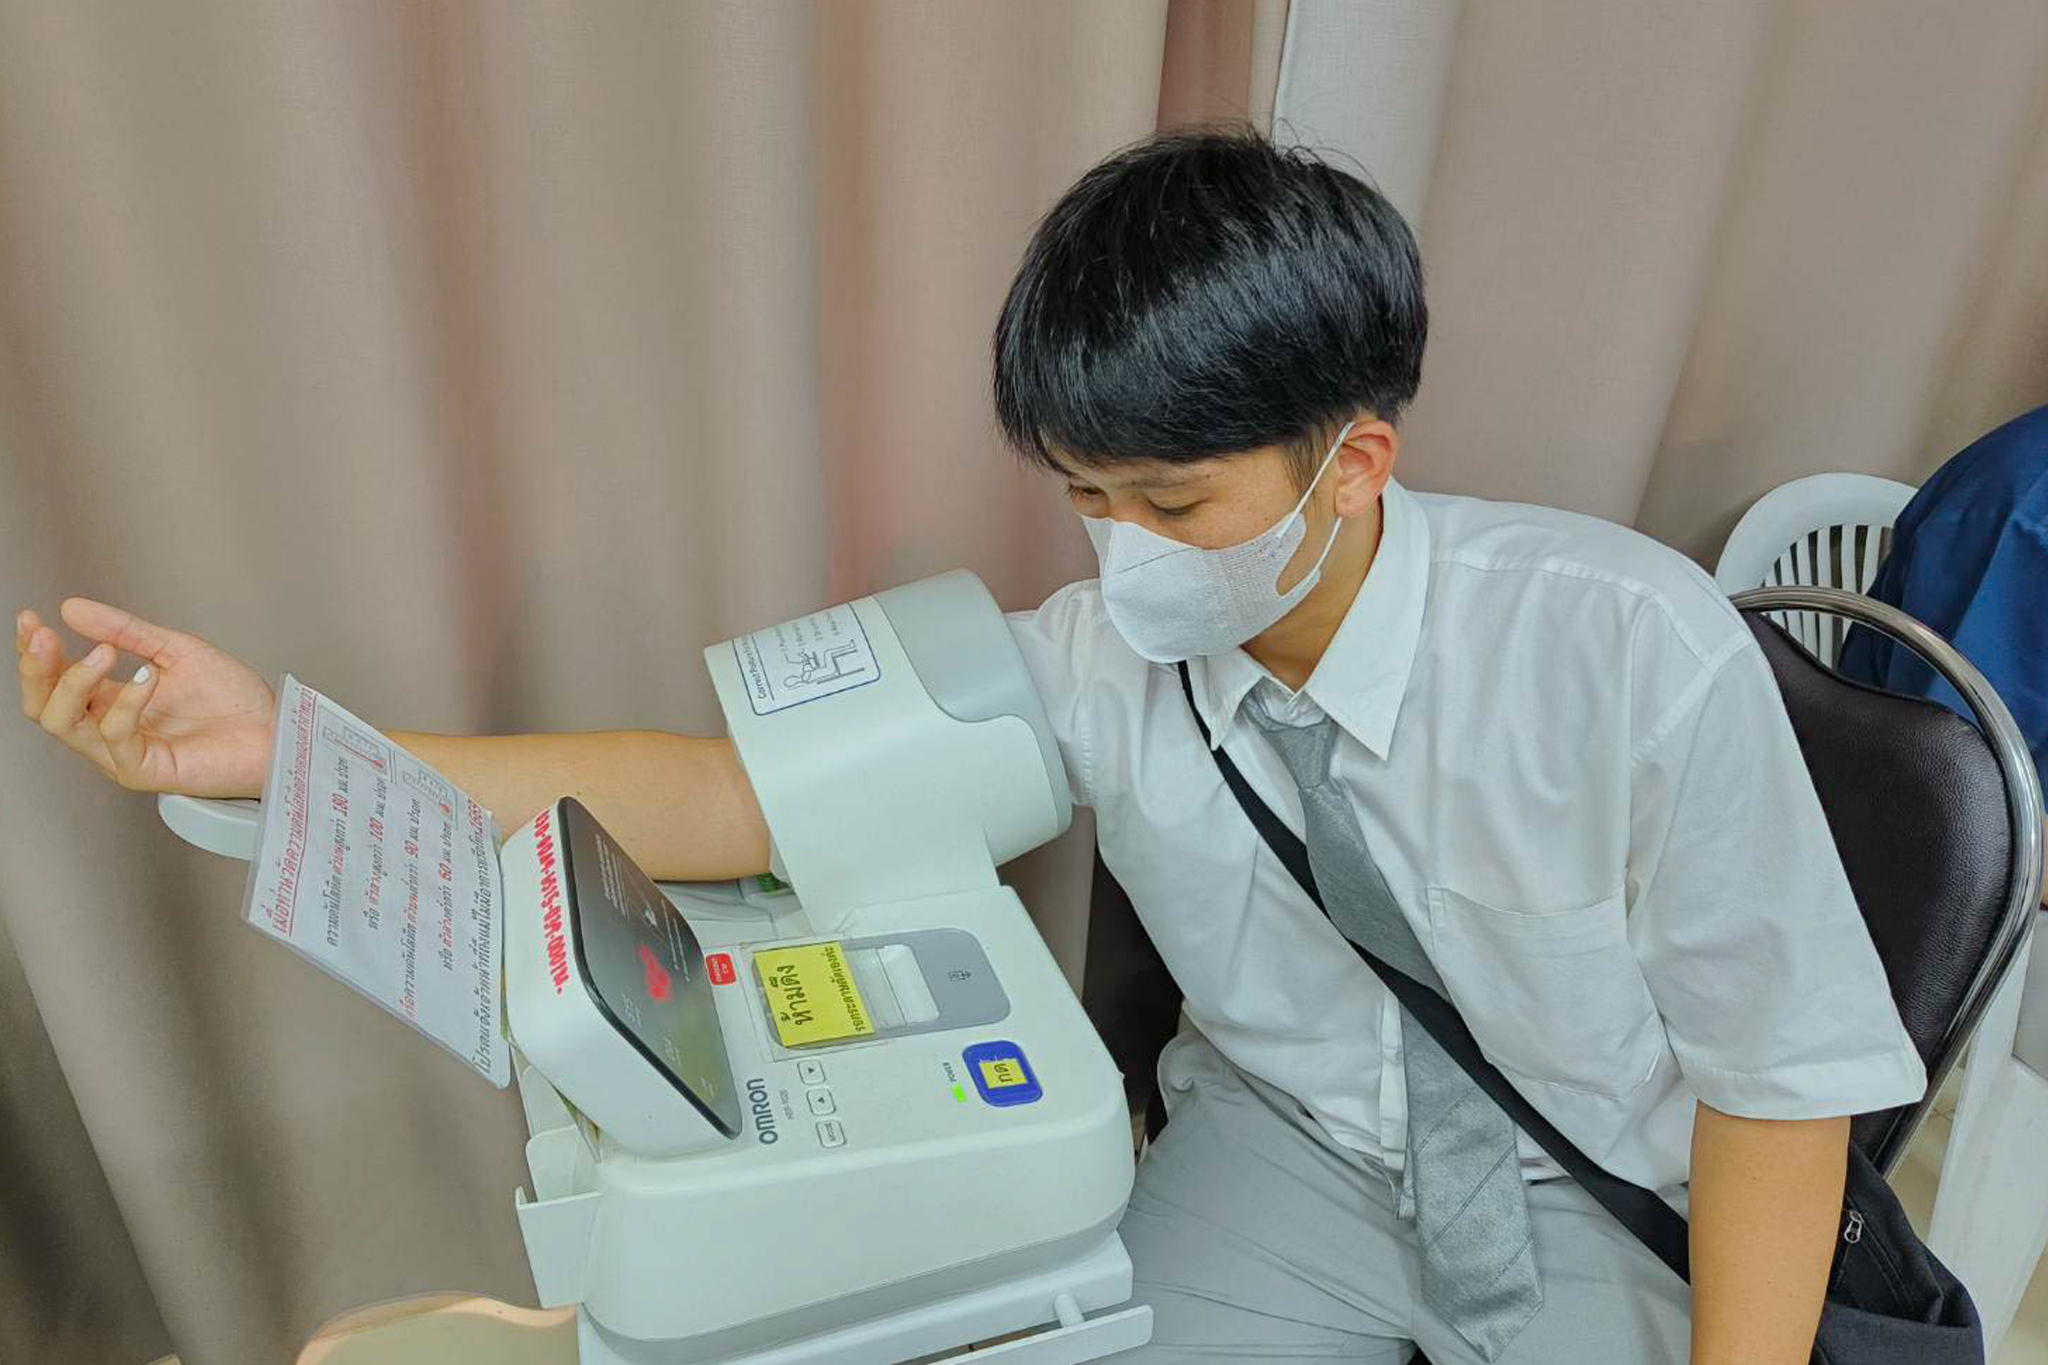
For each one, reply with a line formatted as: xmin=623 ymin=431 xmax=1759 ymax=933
xmin=37 ymin=640 xmax=119 ymax=760
xmin=20 ymin=611 xmax=146 ymax=719
xmin=17 ymin=624 xmax=67 ymax=720
xmin=97 ymin=662 xmax=162 ymax=788
xmin=18 ymin=608 xmax=164 ymax=788
xmin=59 ymin=597 xmax=192 ymax=664
xmin=40 ymin=640 xmax=116 ymax=728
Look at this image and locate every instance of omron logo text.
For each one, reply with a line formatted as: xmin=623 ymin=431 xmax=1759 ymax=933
xmin=746 ymin=1077 xmax=779 ymax=1144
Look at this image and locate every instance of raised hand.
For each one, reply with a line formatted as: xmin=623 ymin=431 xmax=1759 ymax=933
xmin=16 ymin=598 xmax=277 ymax=798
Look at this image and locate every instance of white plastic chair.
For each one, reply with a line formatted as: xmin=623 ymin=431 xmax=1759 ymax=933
xmin=1713 ymin=472 xmax=1917 ymax=666
xmin=1932 ymin=926 xmax=2048 ymax=1354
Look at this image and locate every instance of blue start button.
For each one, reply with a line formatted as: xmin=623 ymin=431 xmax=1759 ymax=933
xmin=962 ymin=1040 xmax=1042 ymax=1107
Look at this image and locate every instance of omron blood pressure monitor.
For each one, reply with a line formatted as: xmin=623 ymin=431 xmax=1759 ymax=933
xmin=157 ymin=571 xmax=1154 ymax=1364
xmin=503 ymin=797 xmax=741 ymax=1153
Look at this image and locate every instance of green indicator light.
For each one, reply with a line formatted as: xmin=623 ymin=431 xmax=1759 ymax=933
xmin=952 ymin=1085 xmax=967 ymax=1103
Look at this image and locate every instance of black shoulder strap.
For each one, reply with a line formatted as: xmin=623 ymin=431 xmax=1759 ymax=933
xmin=1176 ymin=661 xmax=1692 ymax=1282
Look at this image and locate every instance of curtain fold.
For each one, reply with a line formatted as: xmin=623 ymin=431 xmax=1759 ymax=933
xmin=0 ymin=3 xmax=1285 ymax=1361
xmin=1277 ymin=0 xmax=2048 ymax=561
xmin=0 ymin=929 xmax=172 ymax=1365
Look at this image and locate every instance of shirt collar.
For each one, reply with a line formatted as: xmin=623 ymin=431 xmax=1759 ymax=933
xmin=1188 ymin=478 xmax=1432 ymax=760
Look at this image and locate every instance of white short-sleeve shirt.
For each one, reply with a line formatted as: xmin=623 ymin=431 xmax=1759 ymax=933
xmin=1006 ymin=479 xmax=1925 ymax=1191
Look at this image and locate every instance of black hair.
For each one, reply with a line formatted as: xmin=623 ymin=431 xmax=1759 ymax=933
xmin=992 ymin=123 xmax=1426 ymax=485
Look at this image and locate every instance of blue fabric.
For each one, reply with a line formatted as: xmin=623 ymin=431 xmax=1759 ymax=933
xmin=1837 ymin=405 xmax=2048 ymax=781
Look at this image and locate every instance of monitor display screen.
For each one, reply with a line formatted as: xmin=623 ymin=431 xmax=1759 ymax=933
xmin=559 ymin=798 xmax=741 ymax=1138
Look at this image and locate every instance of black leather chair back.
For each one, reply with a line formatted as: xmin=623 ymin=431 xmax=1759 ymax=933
xmin=1746 ymin=615 xmax=2016 ymax=1169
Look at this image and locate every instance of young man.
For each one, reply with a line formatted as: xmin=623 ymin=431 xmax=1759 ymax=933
xmin=19 ymin=128 xmax=1921 ymax=1362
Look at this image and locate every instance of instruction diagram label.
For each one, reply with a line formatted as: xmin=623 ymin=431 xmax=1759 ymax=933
xmin=731 ymin=605 xmax=880 ymax=715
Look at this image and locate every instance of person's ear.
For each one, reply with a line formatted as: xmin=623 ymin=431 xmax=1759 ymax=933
xmin=1330 ymin=418 xmax=1398 ymax=518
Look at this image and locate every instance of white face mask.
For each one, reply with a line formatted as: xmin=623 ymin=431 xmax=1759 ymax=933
xmin=1081 ymin=420 xmax=1355 ymax=663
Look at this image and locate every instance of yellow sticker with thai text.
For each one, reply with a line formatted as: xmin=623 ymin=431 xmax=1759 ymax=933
xmin=978 ymin=1057 xmax=1028 ymax=1089
xmin=755 ymin=942 xmax=874 ymax=1048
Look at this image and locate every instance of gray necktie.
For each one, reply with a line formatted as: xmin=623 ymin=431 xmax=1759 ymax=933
xmin=1245 ymin=698 xmax=1542 ymax=1360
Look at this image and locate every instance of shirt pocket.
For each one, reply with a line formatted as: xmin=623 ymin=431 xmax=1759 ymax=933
xmin=1424 ymin=885 xmax=1664 ymax=1100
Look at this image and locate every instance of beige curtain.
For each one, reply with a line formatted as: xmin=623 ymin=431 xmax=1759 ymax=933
xmin=1276 ymin=0 xmax=2048 ymax=558
xmin=0 ymin=3 xmax=1282 ymax=1362
xmin=7 ymin=2 xmax=2048 ymax=1362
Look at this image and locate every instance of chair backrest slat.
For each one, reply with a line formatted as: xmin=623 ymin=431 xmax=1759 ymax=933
xmin=1788 ymin=534 xmax=1813 ymax=653
xmin=1859 ymin=523 xmax=1884 ymax=593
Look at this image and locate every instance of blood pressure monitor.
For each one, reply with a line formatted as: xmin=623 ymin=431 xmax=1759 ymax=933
xmin=161 ymin=570 xmax=1153 ymax=1363
xmin=503 ymin=797 xmax=742 ymax=1152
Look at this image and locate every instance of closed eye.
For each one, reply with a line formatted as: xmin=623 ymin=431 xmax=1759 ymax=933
xmin=1149 ymin=501 xmax=1200 ymax=520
